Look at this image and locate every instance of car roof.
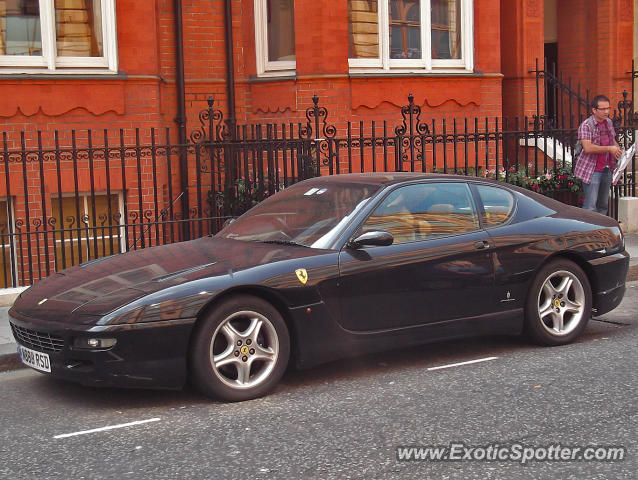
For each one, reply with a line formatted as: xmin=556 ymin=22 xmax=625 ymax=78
xmin=295 ymin=172 xmax=490 ymax=186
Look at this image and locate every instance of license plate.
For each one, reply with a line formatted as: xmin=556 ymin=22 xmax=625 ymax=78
xmin=18 ymin=345 xmax=51 ymax=373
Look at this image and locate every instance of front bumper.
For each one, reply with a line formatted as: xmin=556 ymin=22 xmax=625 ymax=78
xmin=8 ymin=308 xmax=196 ymax=390
xmin=588 ymin=251 xmax=630 ymax=316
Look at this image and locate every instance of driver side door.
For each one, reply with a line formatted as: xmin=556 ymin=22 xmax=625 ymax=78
xmin=337 ymin=181 xmax=494 ymax=332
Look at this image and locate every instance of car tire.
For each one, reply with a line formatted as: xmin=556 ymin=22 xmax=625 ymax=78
xmin=190 ymin=295 xmax=290 ymax=402
xmin=524 ymin=259 xmax=592 ymax=346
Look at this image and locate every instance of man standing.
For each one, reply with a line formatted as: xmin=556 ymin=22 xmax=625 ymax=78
xmin=574 ymin=95 xmax=623 ymax=215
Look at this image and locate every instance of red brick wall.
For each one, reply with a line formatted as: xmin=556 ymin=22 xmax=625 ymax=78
xmin=239 ymin=0 xmax=503 ymax=129
xmin=0 ymin=0 xmax=504 ymax=142
xmin=500 ymin=0 xmax=544 ymax=120
xmin=0 ymin=1 xmax=167 ymax=136
xmin=1 ymin=0 xmax=633 ymax=139
xmin=556 ymin=0 xmax=632 ymax=107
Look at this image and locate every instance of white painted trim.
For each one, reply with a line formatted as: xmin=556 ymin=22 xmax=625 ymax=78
xmin=463 ymin=0 xmax=474 ymax=71
xmin=264 ymin=59 xmax=296 ymax=72
xmin=40 ymin=0 xmax=56 ymax=69
xmin=0 ymin=56 xmax=47 ymax=67
xmin=254 ymin=69 xmax=298 ymax=78
xmin=348 ymin=57 xmax=382 ymax=69
xmin=0 ymin=67 xmax=119 ymax=75
xmin=0 ymin=0 xmax=118 ymax=73
xmin=104 ymin=0 xmax=118 ymax=72
xmin=422 ymin=0 xmax=432 ymax=71
xmin=347 ymin=2 xmax=383 ymax=69
xmin=348 ymin=68 xmax=476 ymax=75
xmin=348 ymin=0 xmax=474 ymax=74
xmin=254 ymin=0 xmax=296 ymax=77
xmin=380 ymin=0 xmax=389 ymax=70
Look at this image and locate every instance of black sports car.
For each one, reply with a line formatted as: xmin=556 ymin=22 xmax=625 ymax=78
xmin=9 ymin=173 xmax=629 ymax=401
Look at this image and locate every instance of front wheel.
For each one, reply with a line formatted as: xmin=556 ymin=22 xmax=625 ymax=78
xmin=190 ymin=295 xmax=290 ymax=402
xmin=524 ymin=259 xmax=592 ymax=346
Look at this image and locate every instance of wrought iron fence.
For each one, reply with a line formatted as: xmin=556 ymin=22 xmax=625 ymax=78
xmin=1 ymin=91 xmax=636 ymax=289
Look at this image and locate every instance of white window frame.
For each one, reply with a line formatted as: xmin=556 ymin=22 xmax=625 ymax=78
xmin=254 ymin=0 xmax=296 ymax=77
xmin=348 ymin=0 xmax=473 ymax=74
xmin=0 ymin=0 xmax=118 ymax=74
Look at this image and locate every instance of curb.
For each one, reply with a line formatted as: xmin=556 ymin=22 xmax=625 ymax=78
xmin=0 ymin=348 xmax=22 ymax=372
xmin=0 ymin=288 xmax=26 ymax=308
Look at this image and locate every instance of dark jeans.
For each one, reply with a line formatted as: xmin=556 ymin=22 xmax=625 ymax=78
xmin=582 ymin=168 xmax=613 ymax=215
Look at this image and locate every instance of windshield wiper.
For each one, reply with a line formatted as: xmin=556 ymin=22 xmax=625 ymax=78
xmin=257 ymin=239 xmax=310 ymax=248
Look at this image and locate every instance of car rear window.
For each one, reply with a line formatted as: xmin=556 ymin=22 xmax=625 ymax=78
xmin=475 ymin=185 xmax=515 ymax=227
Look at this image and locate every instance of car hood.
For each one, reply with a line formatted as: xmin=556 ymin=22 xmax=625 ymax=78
xmin=12 ymin=236 xmax=326 ymax=321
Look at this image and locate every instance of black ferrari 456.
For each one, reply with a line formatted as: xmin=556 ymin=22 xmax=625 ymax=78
xmin=9 ymin=173 xmax=628 ymax=401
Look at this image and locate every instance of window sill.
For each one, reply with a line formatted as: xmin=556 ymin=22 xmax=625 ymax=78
xmin=248 ymin=73 xmax=297 ymax=83
xmin=254 ymin=69 xmax=297 ymax=78
xmin=0 ymin=69 xmax=121 ymax=79
xmin=349 ymin=70 xmax=500 ymax=78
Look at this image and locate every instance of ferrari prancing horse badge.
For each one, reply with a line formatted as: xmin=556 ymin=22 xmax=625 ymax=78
xmin=295 ymin=268 xmax=308 ymax=285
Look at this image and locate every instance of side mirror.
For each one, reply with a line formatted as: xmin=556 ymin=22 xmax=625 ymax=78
xmin=348 ymin=230 xmax=394 ymax=249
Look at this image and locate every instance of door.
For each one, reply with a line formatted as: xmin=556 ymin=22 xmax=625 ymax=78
xmin=337 ymin=181 xmax=494 ymax=332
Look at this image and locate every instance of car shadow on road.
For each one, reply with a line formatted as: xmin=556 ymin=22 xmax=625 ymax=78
xmin=278 ymin=318 xmax=625 ymax=390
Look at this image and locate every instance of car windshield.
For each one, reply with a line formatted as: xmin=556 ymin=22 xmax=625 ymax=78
xmin=218 ymin=180 xmax=381 ymax=248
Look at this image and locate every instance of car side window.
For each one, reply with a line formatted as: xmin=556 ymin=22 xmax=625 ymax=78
xmin=362 ymin=183 xmax=480 ymax=244
xmin=475 ymin=185 xmax=515 ymax=227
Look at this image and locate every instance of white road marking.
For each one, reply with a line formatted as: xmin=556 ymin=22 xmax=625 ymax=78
xmin=427 ymin=356 xmax=498 ymax=371
xmin=54 ymin=417 xmax=161 ymax=439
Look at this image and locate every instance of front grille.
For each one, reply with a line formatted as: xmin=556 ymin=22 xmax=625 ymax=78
xmin=10 ymin=323 xmax=64 ymax=352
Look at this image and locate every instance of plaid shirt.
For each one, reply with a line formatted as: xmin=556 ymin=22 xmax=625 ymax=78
xmin=574 ymin=115 xmax=616 ymax=183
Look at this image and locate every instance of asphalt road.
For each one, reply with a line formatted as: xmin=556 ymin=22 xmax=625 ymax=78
xmin=1 ymin=286 xmax=637 ymax=480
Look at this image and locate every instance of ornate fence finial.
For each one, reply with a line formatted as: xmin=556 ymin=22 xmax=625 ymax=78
xmin=395 ymin=93 xmax=430 ymax=136
xmin=303 ymin=94 xmax=334 ymax=141
xmin=190 ymin=95 xmax=225 ymax=144
xmin=613 ymin=89 xmax=638 ymax=131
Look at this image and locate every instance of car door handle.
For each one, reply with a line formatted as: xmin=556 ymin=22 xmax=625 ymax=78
xmin=474 ymin=240 xmax=490 ymax=250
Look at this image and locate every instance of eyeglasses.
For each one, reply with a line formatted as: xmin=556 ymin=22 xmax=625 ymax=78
xmin=594 ymin=107 xmax=611 ymax=111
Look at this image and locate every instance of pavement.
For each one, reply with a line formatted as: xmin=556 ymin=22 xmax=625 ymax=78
xmin=1 ymin=232 xmax=638 ymax=372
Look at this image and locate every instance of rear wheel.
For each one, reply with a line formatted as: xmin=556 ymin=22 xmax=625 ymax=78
xmin=191 ymin=295 xmax=290 ymax=401
xmin=524 ymin=259 xmax=592 ymax=346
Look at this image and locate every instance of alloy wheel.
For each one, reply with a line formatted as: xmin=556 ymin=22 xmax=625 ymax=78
xmin=536 ymin=270 xmax=586 ymax=336
xmin=209 ymin=310 xmax=279 ymax=389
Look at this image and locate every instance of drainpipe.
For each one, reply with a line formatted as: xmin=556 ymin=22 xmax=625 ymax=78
xmin=224 ymin=0 xmax=237 ymax=134
xmin=223 ymin=0 xmax=238 ymax=216
xmin=174 ymin=0 xmax=190 ymax=239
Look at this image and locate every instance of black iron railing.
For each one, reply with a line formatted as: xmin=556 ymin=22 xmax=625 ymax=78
xmin=531 ymin=58 xmax=592 ymax=132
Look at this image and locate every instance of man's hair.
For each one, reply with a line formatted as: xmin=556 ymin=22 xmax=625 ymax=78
xmin=591 ymin=95 xmax=610 ymax=109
